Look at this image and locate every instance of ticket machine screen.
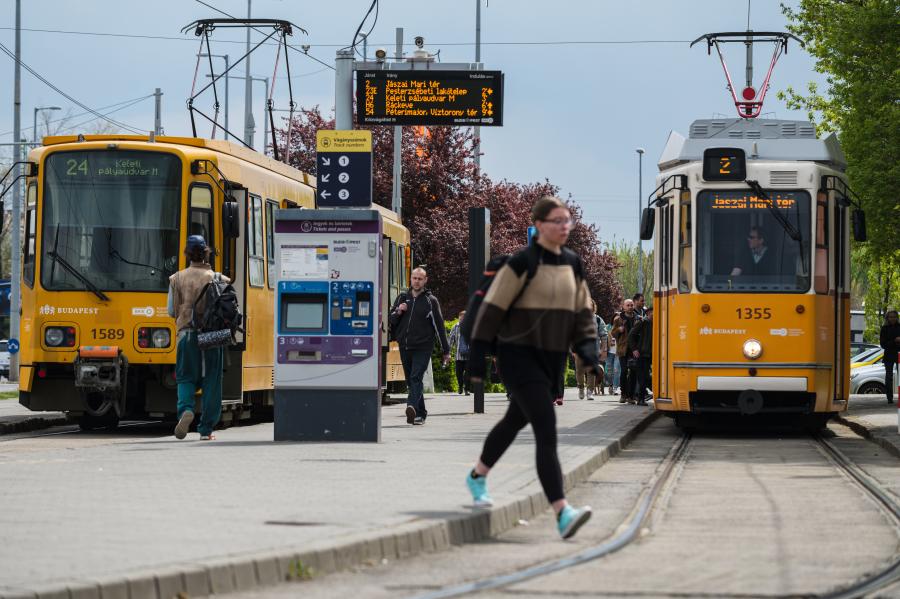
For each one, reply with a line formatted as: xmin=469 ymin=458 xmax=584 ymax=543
xmin=281 ymin=294 xmax=328 ymax=333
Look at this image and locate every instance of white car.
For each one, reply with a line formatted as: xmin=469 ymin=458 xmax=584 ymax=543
xmin=0 ymin=340 xmax=9 ymax=379
xmin=850 ymin=362 xmax=889 ymax=395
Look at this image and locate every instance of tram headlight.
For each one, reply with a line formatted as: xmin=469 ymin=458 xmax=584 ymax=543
xmin=151 ymin=329 xmax=171 ymax=348
xmin=44 ymin=326 xmax=76 ymax=347
xmin=742 ymin=339 xmax=763 ymax=360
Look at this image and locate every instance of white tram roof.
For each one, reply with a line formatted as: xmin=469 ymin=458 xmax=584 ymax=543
xmin=658 ymin=118 xmax=846 ymax=172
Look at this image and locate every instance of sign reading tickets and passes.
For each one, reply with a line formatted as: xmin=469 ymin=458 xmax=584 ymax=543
xmin=356 ymin=70 xmax=504 ymax=126
xmin=315 ymin=130 xmax=373 ymax=208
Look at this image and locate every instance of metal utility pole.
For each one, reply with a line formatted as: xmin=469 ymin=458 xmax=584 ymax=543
xmin=199 ymin=53 xmax=230 ymax=140
xmin=33 ymin=106 xmax=61 ymax=144
xmin=243 ymin=0 xmax=254 ymax=147
xmin=636 ymin=148 xmax=645 ymax=294
xmin=334 ymin=50 xmax=354 ymax=130
xmin=10 ymin=0 xmax=22 ymax=381
xmin=391 ymin=28 xmax=404 ymax=217
xmin=474 ymin=0 xmax=482 ymax=175
xmin=153 ymin=89 xmax=163 ymax=135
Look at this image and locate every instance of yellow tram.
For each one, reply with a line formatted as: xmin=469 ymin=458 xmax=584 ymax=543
xmin=643 ymin=118 xmax=866 ymax=428
xmin=16 ymin=134 xmax=410 ymax=429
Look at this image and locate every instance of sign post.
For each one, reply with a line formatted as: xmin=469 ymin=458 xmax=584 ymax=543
xmin=315 ymin=130 xmax=373 ymax=209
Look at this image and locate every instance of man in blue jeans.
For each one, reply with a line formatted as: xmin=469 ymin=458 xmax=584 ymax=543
xmin=389 ymin=267 xmax=450 ymax=425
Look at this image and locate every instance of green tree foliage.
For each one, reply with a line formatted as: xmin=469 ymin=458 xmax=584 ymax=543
xmin=604 ymin=239 xmax=653 ymax=309
xmin=780 ymin=0 xmax=900 ymax=322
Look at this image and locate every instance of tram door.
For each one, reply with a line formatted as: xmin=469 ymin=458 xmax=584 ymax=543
xmin=833 ymin=200 xmax=849 ymax=401
xmin=655 ymin=201 xmax=675 ymax=399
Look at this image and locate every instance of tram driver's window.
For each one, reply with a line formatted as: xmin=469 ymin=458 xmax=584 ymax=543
xmin=696 ymin=190 xmax=811 ymax=292
xmin=814 ymin=196 xmax=829 ymax=294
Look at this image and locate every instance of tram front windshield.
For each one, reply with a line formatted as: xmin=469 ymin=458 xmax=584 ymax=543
xmin=42 ymin=151 xmax=180 ymax=293
xmin=696 ymin=190 xmax=811 ymax=293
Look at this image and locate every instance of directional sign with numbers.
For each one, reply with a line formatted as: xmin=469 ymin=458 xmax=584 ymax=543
xmin=315 ymin=130 xmax=373 ymax=208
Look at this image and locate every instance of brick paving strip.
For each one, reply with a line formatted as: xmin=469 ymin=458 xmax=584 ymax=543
xmin=0 ymin=391 xmax=656 ymax=599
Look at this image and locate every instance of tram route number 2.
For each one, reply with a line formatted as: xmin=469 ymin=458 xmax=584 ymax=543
xmin=735 ymin=307 xmax=772 ymax=320
xmin=91 ymin=328 xmax=125 ymax=340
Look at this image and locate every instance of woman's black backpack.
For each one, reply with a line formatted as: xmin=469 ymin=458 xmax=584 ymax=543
xmin=460 ymin=249 xmax=539 ymax=347
xmin=192 ymin=274 xmax=243 ymax=349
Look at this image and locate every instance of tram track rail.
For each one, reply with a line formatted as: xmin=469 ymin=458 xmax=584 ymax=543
xmin=413 ymin=424 xmax=900 ymax=599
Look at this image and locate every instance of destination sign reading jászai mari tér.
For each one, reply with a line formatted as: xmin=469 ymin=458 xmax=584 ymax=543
xmin=356 ymin=70 xmax=503 ymax=126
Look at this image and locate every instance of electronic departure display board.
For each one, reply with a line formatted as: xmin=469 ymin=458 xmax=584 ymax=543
xmin=356 ymin=70 xmax=504 ymax=126
xmin=702 ymin=147 xmax=746 ymax=181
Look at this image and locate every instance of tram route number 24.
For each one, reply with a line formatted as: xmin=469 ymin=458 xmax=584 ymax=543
xmin=91 ymin=328 xmax=125 ymax=340
xmin=735 ymin=307 xmax=772 ymax=320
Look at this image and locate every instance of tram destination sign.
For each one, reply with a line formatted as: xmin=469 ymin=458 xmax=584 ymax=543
xmin=356 ymin=70 xmax=504 ymax=126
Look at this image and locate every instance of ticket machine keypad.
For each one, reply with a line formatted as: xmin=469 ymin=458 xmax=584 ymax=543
xmin=329 ymin=281 xmax=373 ymax=336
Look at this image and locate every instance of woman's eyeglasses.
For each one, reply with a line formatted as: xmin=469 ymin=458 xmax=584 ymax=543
xmin=541 ymin=217 xmax=572 ymax=226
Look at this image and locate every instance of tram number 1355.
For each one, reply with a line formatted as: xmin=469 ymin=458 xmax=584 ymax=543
xmin=735 ymin=308 xmax=772 ymax=320
xmin=91 ymin=328 xmax=125 ymax=340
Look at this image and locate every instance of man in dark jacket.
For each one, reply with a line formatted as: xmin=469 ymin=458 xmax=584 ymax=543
xmin=879 ymin=310 xmax=900 ymax=404
xmin=627 ymin=306 xmax=653 ymax=406
xmin=389 ymin=267 xmax=450 ymax=424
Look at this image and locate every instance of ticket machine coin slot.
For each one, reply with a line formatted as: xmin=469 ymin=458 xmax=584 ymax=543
xmin=287 ymin=350 xmax=321 ymax=362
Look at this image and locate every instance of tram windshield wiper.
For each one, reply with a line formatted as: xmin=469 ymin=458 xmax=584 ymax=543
xmin=46 ymin=250 xmax=111 ymax=302
xmin=745 ymin=179 xmax=802 ymax=242
xmin=104 ymin=227 xmax=173 ymax=280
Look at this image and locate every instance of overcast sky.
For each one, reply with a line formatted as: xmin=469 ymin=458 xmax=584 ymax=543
xmin=1 ymin=0 xmax=825 ymax=244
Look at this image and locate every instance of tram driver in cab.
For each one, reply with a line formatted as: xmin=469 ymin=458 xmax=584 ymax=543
xmin=730 ymin=226 xmax=776 ymax=277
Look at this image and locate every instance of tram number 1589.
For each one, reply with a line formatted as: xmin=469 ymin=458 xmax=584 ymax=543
xmin=91 ymin=328 xmax=125 ymax=340
xmin=736 ymin=307 xmax=772 ymax=320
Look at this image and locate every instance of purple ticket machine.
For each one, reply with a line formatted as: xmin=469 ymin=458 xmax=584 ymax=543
xmin=273 ymin=209 xmax=382 ymax=441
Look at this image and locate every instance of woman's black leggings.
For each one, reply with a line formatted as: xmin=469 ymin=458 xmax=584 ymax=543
xmin=478 ymin=380 xmax=564 ymax=503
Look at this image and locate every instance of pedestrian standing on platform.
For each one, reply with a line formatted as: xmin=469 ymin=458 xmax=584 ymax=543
xmin=879 ymin=310 xmax=900 ymax=404
xmin=612 ymin=300 xmax=639 ymax=403
xmin=627 ymin=306 xmax=653 ymax=406
xmin=465 ymin=195 xmax=599 ymax=540
xmin=449 ymin=310 xmax=471 ymax=395
xmin=573 ymin=300 xmax=607 ymax=400
xmin=168 ymin=235 xmax=229 ymax=440
xmin=605 ymin=318 xmax=619 ymax=395
xmin=389 ymin=267 xmax=451 ymax=425
xmin=633 ymin=293 xmax=647 ymax=319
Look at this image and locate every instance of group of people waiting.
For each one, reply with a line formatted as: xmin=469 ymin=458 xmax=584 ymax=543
xmin=611 ymin=294 xmax=653 ymax=405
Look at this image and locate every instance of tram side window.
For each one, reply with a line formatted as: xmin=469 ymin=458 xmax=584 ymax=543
xmin=248 ymin=195 xmax=265 ymax=287
xmin=815 ymin=195 xmax=829 ymax=294
xmin=189 ymin=184 xmax=214 ymax=269
xmin=265 ymin=200 xmax=277 ymax=289
xmin=679 ymin=198 xmax=692 ymax=292
xmin=388 ymin=241 xmax=399 ymax=306
xmin=696 ymin=190 xmax=811 ymax=293
xmin=23 ymin=183 xmax=37 ymax=286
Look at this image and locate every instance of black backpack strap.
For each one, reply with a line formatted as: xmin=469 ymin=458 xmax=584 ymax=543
xmin=190 ymin=281 xmax=213 ymax=330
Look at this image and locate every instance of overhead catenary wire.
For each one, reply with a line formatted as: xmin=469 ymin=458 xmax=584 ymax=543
xmin=192 ymin=0 xmax=335 ymax=71
xmin=0 ymin=93 xmax=155 ymax=139
xmin=0 ymin=40 xmax=146 ymax=134
xmin=0 ymin=26 xmax=692 ymax=47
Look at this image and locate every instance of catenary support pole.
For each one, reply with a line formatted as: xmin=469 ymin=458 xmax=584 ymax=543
xmin=391 ymin=28 xmax=404 ymax=218
xmin=243 ymin=0 xmax=254 ymax=147
xmin=10 ymin=0 xmax=21 ymax=382
xmin=154 ymin=88 xmax=163 ymax=135
xmin=636 ymin=148 xmax=644 ymax=294
xmin=474 ymin=0 xmax=481 ymax=175
xmin=334 ymin=50 xmax=354 ymax=130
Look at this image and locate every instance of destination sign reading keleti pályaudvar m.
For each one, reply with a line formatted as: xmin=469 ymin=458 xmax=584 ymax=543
xmin=356 ymin=70 xmax=504 ymax=126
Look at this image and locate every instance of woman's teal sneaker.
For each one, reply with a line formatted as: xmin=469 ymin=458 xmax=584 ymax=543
xmin=465 ymin=472 xmax=493 ymax=507
xmin=557 ymin=505 xmax=592 ymax=539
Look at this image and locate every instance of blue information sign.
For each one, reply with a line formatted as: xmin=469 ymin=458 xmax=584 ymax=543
xmin=7 ymin=338 xmax=19 ymax=355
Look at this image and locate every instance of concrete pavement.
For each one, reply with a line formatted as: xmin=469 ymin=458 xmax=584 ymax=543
xmin=0 ymin=393 xmax=67 ymax=436
xmin=0 ymin=390 xmax=655 ymax=599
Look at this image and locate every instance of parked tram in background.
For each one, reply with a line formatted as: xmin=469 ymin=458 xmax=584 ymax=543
xmin=642 ymin=118 xmax=866 ymax=429
xmin=14 ymin=135 xmax=410 ymax=429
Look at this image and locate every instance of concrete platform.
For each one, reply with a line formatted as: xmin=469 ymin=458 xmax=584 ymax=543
xmin=0 ymin=394 xmax=67 ymax=436
xmin=840 ymin=393 xmax=900 ymax=458
xmin=0 ymin=390 xmax=655 ymax=599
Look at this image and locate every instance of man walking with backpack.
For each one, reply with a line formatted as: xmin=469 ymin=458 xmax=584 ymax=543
xmin=389 ymin=267 xmax=450 ymax=425
xmin=167 ymin=235 xmax=231 ymax=440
